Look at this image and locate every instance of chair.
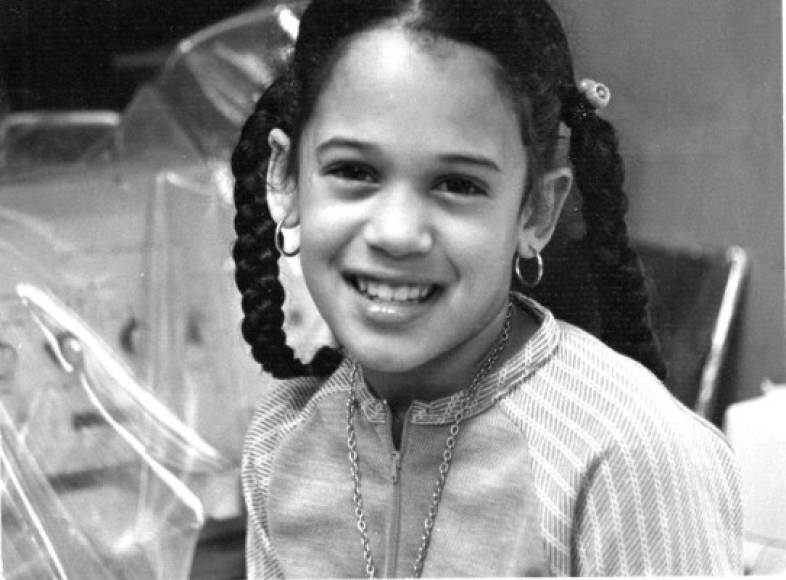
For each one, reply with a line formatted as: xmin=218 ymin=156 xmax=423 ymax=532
xmin=531 ymin=240 xmax=749 ymax=424
xmin=635 ymin=243 xmax=749 ymax=422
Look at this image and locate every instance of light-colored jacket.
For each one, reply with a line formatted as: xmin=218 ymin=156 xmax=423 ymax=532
xmin=243 ymin=296 xmax=742 ymax=577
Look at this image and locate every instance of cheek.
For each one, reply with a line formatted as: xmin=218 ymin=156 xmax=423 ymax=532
xmin=297 ymin=178 xmax=342 ymax=250
xmin=299 ymin=202 xmax=353 ymax=259
xmin=296 ymin=191 xmax=362 ymax=302
xmin=446 ymin=211 xmax=519 ymax=277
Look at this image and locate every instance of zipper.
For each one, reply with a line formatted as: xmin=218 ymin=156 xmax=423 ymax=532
xmin=391 ymin=449 xmax=402 ymax=484
xmin=382 ymin=401 xmax=410 ymax=578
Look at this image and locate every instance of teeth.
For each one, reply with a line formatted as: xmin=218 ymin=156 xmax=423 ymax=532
xmin=370 ymin=281 xmax=394 ymax=301
xmin=393 ymin=286 xmax=409 ymax=301
xmin=353 ymin=277 xmax=434 ymax=302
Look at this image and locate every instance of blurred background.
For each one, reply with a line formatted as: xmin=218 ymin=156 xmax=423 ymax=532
xmin=0 ymin=0 xmax=258 ymax=110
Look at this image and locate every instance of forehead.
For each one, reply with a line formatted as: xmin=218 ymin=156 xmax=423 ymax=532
xmin=304 ymin=27 xmax=524 ymax=161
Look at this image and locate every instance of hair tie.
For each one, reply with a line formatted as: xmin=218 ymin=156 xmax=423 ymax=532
xmin=562 ymin=78 xmax=611 ymax=128
xmin=578 ymin=79 xmax=611 ymax=109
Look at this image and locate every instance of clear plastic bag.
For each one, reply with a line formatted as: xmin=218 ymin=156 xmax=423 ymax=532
xmin=1 ymin=282 xmax=212 ymax=579
xmin=1 ymin=403 xmax=118 ymax=579
xmin=0 ymin=214 xmax=211 ymax=578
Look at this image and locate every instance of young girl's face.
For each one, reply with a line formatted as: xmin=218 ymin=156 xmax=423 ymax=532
xmin=287 ymin=27 xmax=553 ymax=393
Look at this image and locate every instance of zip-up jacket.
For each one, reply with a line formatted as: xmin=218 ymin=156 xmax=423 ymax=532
xmin=242 ymin=295 xmax=742 ymax=577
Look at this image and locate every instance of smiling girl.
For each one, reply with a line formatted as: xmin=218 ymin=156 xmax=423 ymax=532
xmin=232 ymin=0 xmax=741 ymax=576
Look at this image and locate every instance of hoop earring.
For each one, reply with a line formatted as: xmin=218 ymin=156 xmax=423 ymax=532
xmin=515 ymin=251 xmax=543 ymax=288
xmin=274 ymin=220 xmax=299 ymax=257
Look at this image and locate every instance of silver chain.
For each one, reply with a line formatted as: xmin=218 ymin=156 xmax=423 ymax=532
xmin=346 ymin=302 xmax=513 ymax=578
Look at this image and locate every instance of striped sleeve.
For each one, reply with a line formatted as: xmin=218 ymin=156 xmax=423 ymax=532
xmin=243 ymin=397 xmax=289 ymax=579
xmin=504 ymin=321 xmax=743 ymax=576
xmin=572 ymin=414 xmax=742 ymax=576
xmin=242 ymin=376 xmax=327 ymax=579
xmin=245 ymin=510 xmax=281 ymax=579
xmin=242 ymin=370 xmax=350 ymax=579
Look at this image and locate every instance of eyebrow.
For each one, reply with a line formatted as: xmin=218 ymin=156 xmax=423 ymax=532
xmin=315 ymin=137 xmax=501 ymax=172
xmin=437 ymin=153 xmax=501 ymax=173
xmin=315 ymin=137 xmax=376 ymax=156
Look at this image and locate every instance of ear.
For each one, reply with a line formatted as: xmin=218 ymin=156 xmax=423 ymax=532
xmin=266 ymin=128 xmax=299 ymax=227
xmin=517 ymin=167 xmax=573 ymax=258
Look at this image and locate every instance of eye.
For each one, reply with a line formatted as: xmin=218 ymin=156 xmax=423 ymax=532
xmin=433 ymin=176 xmax=487 ymax=197
xmin=326 ymin=163 xmax=377 ymax=184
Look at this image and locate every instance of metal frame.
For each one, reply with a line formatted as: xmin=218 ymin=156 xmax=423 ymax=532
xmin=694 ymin=245 xmax=749 ymax=420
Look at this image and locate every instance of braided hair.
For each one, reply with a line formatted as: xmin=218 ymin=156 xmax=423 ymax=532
xmin=557 ymin=90 xmax=667 ymax=379
xmin=231 ymin=0 xmax=666 ymax=380
xmin=232 ymin=74 xmax=342 ymax=378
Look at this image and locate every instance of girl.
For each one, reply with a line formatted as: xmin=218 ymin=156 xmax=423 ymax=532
xmin=232 ymin=0 xmax=742 ymax=576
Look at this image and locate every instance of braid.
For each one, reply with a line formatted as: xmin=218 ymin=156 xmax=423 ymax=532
xmin=566 ymin=108 xmax=667 ymax=379
xmin=231 ymin=76 xmax=342 ymax=379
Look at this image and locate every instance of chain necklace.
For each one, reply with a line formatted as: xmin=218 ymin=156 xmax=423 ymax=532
xmin=346 ymin=302 xmax=513 ymax=578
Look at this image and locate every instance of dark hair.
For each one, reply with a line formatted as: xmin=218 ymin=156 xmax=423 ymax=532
xmin=232 ymin=0 xmax=667 ymax=380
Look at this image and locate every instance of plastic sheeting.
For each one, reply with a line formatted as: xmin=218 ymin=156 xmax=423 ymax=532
xmin=0 ymin=2 xmax=332 ymax=576
xmin=0 ymin=160 xmax=329 ymax=576
xmin=0 ymin=242 xmax=208 ymax=579
xmin=0 ymin=161 xmax=247 ymax=580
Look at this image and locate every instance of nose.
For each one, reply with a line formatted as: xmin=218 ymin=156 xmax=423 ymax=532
xmin=363 ymin=184 xmax=433 ymax=258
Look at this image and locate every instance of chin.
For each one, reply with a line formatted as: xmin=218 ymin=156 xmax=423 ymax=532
xmin=344 ymin=342 xmax=426 ymax=375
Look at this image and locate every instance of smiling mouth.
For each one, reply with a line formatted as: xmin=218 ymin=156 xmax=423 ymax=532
xmin=346 ymin=275 xmax=439 ymax=303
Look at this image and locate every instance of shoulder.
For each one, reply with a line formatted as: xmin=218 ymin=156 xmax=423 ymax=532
xmin=501 ymin=312 xmax=737 ymax=487
xmin=242 ymin=361 xmax=352 ymax=468
xmin=240 ymin=363 xmax=352 ymax=577
xmin=537 ymin=319 xmax=730 ymax=449
xmin=535 ymin=318 xmax=685 ymax=424
xmin=555 ymin=319 xmax=663 ymax=392
xmin=507 ymin=293 xmax=668 ymax=412
xmin=555 ymin=324 xmax=742 ymax=574
xmin=500 ymin=317 xmax=741 ymax=574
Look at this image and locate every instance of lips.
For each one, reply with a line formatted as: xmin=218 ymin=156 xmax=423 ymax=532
xmin=346 ymin=274 xmax=438 ymax=303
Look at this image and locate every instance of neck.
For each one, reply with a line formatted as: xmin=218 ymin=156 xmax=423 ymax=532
xmin=360 ymin=299 xmax=536 ymax=407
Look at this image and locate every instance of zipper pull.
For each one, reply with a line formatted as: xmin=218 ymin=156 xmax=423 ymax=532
xmin=391 ymin=450 xmax=401 ymax=484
